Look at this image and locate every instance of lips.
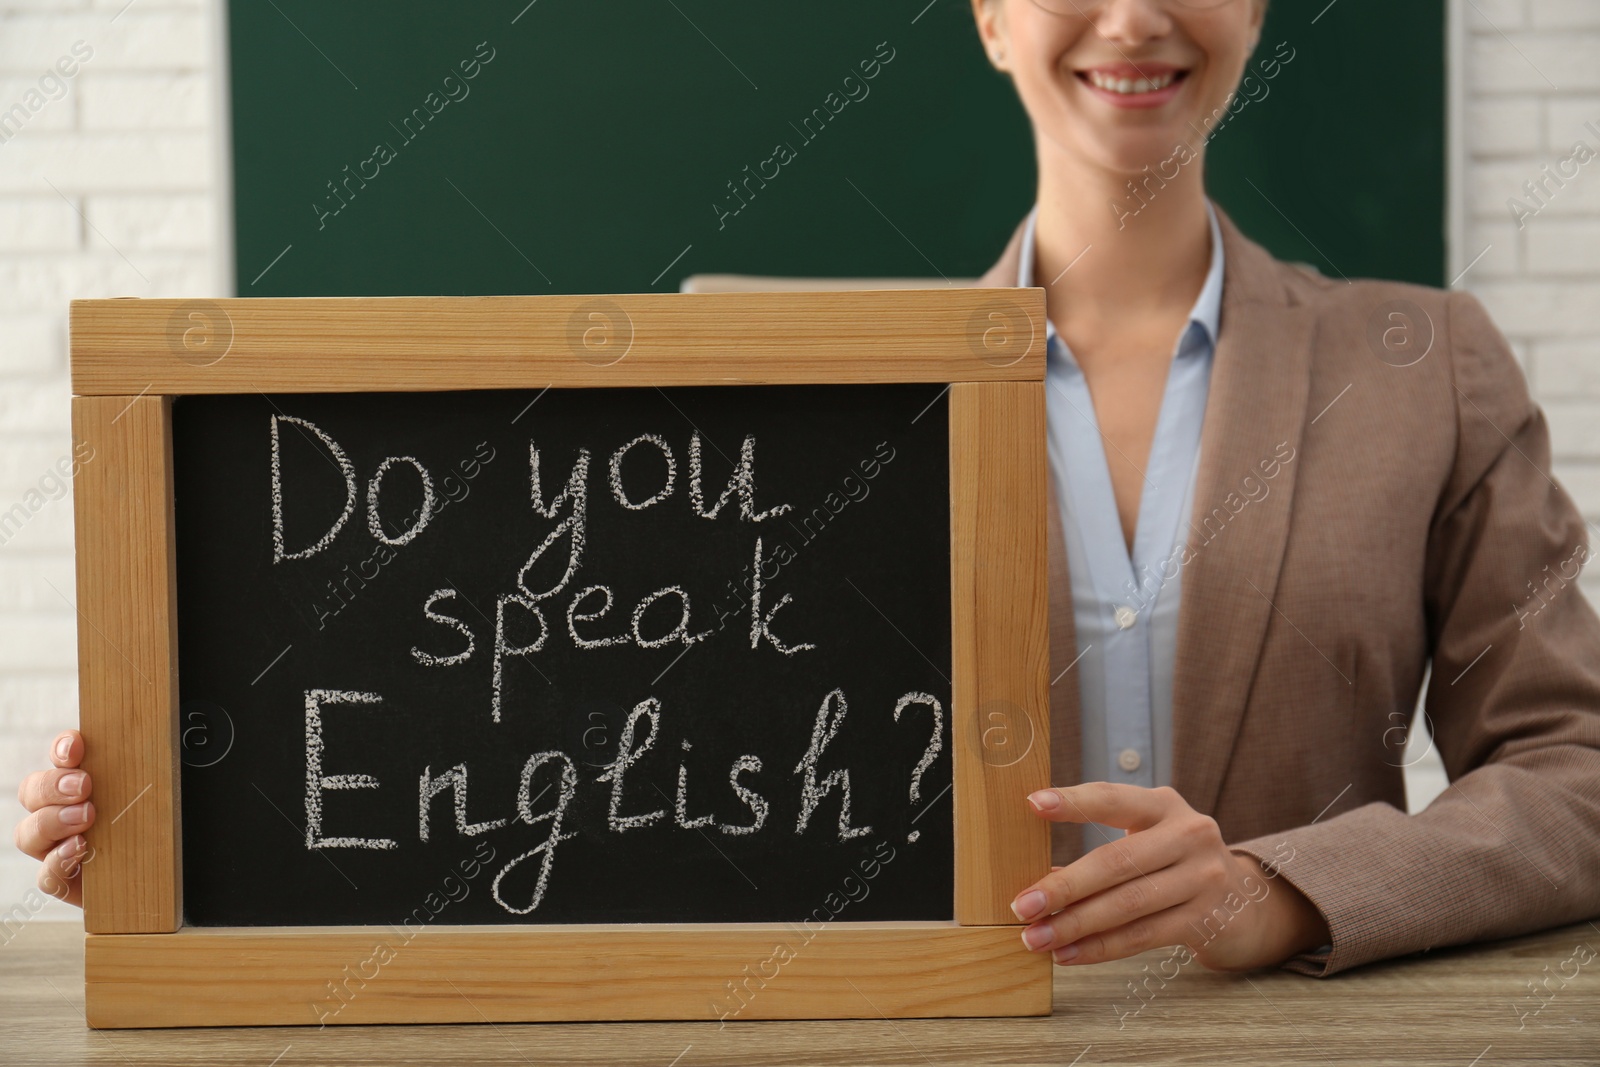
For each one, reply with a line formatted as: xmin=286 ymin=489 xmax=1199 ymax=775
xmin=1074 ymin=64 xmax=1190 ymax=108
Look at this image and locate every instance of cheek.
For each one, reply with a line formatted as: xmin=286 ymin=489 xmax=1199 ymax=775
xmin=1188 ymin=23 xmax=1257 ymax=113
xmin=1004 ymin=9 xmax=1085 ymax=90
xmin=1009 ymin=38 xmax=1097 ymax=139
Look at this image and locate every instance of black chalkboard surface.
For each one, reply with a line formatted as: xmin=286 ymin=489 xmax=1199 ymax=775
xmin=173 ymin=383 xmax=953 ymax=926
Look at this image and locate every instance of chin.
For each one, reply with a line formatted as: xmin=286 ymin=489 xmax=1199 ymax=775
xmin=1055 ymin=125 xmax=1194 ymax=180
xmin=1106 ymin=139 xmax=1188 ymax=176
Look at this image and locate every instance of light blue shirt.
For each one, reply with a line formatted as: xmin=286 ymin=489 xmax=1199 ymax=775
xmin=1018 ymin=200 xmax=1224 ymax=840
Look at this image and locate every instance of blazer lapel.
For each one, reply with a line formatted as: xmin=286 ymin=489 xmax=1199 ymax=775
xmin=1170 ymin=205 xmax=1317 ymax=816
xmin=974 ymin=201 xmax=1311 ymax=833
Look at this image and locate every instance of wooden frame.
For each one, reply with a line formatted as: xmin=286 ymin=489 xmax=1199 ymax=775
xmin=68 ymin=290 xmax=1050 ymax=1028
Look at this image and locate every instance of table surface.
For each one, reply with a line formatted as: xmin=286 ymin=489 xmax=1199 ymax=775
xmin=2 ymin=920 xmax=1596 ymax=1066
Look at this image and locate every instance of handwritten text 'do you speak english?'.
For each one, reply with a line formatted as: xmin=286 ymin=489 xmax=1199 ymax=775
xmin=273 ymin=414 xmax=938 ymax=918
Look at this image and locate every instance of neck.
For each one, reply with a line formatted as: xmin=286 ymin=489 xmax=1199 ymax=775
xmin=1030 ymin=138 xmax=1213 ymax=336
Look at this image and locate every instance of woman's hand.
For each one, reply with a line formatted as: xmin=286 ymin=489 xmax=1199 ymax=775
xmin=1010 ymin=783 xmax=1329 ymax=971
xmin=14 ymin=730 xmax=94 ymax=907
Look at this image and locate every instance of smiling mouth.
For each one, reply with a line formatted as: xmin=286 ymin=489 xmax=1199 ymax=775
xmin=1076 ymin=69 xmax=1189 ymax=95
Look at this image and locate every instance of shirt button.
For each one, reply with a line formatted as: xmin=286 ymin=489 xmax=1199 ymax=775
xmin=1114 ymin=606 xmax=1138 ymax=630
xmin=1117 ymin=748 xmax=1142 ymax=772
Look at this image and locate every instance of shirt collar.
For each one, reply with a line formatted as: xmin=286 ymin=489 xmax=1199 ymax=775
xmin=1016 ymin=198 xmax=1225 ymax=352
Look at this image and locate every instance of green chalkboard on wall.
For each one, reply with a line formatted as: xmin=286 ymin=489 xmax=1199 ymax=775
xmin=228 ymin=0 xmax=1444 ymax=296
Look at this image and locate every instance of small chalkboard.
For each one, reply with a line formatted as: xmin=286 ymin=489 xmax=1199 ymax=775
xmin=69 ymin=290 xmax=1050 ymax=1027
xmin=174 ymin=384 xmax=953 ymax=925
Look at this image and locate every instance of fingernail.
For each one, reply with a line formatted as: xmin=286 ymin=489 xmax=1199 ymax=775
xmin=54 ymin=735 xmax=72 ymax=762
xmin=1012 ymin=890 xmax=1047 ymax=922
xmin=1053 ymin=944 xmax=1080 ymax=964
xmin=1028 ymin=790 xmax=1061 ymax=812
xmin=59 ymin=771 xmax=85 ymax=798
xmin=1022 ymin=924 xmax=1053 ymax=951
xmin=60 ymin=803 xmax=89 ymax=825
xmin=57 ymin=836 xmax=86 ymax=876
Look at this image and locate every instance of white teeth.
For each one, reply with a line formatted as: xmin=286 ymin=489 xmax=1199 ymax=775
xmin=1087 ymin=70 xmax=1176 ymax=94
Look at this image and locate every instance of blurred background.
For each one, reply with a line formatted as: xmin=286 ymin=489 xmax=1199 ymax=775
xmin=1 ymin=0 xmax=1596 ymax=919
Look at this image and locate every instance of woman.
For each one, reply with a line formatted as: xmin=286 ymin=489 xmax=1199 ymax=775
xmin=16 ymin=0 xmax=1600 ymax=976
xmin=959 ymin=0 xmax=1600 ymax=976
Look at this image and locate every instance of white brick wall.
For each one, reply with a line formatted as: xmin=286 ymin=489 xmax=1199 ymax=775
xmin=0 ymin=0 xmax=226 ymax=923
xmin=1457 ymin=0 xmax=1600 ymax=588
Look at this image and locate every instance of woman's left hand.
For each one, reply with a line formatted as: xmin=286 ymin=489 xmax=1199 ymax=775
xmin=1010 ymin=783 xmax=1330 ymax=971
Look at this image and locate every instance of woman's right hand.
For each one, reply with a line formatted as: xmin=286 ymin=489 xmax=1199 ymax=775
xmin=14 ymin=730 xmax=94 ymax=907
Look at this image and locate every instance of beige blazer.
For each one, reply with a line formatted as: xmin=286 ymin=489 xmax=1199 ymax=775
xmin=977 ymin=201 xmax=1600 ymax=975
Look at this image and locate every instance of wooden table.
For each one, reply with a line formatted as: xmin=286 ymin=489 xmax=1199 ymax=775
xmin=2 ymin=920 xmax=1595 ymax=1065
